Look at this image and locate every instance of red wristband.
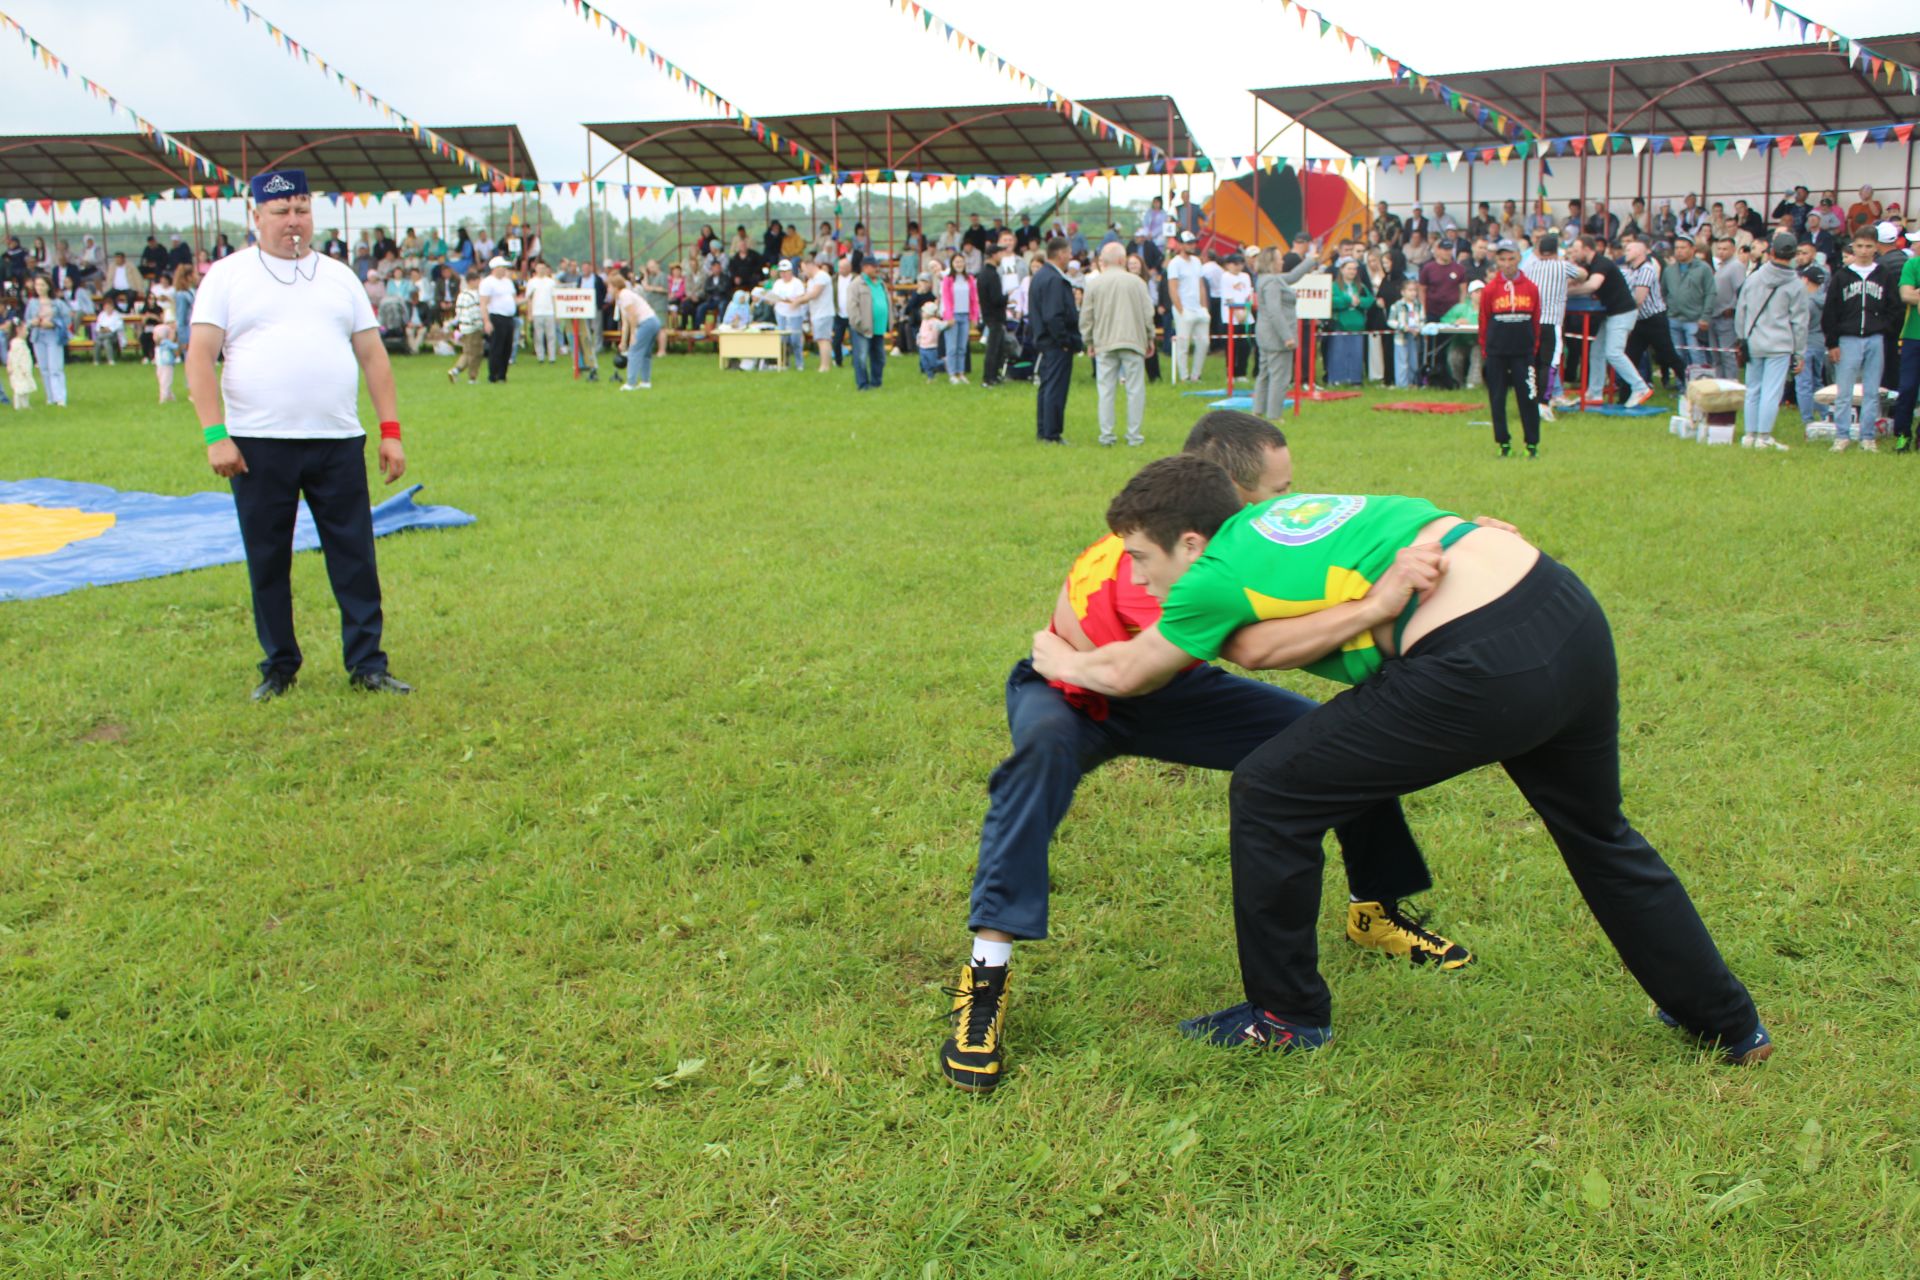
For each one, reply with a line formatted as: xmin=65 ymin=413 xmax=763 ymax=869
xmin=379 ymin=421 xmax=401 ymax=441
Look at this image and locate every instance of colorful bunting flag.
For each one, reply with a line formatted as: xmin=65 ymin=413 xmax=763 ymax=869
xmin=0 ymin=6 xmax=239 ymax=187
xmin=217 ymin=1 xmax=522 ymax=190
xmin=1260 ymin=0 xmax=1538 ymax=141
xmin=881 ymin=0 xmax=1169 ymax=161
xmin=555 ymin=0 xmax=826 ymax=174
xmin=1729 ymin=0 xmax=1919 ymax=98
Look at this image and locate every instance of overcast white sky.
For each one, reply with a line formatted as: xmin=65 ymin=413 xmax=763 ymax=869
xmin=0 ymin=0 xmax=1907 ymax=223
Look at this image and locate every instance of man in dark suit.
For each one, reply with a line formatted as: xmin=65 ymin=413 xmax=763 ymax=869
xmin=976 ymin=240 xmax=1009 ymax=387
xmin=1028 ymin=237 xmax=1080 ymax=444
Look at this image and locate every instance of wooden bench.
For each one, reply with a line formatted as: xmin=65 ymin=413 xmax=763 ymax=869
xmin=664 ymin=328 xmax=716 ymax=353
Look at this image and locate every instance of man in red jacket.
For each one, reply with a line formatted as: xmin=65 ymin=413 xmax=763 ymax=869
xmin=1479 ymin=243 xmax=1544 ymax=458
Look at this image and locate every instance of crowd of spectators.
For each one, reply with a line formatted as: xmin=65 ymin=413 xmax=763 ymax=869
xmin=4 ymin=182 xmax=1912 ymax=432
xmin=1 ymin=228 xmax=220 ymax=407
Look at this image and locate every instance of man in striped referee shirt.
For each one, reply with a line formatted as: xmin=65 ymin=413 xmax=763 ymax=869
xmin=1521 ymin=234 xmax=1586 ymax=420
xmin=1623 ymin=238 xmax=1685 ymax=395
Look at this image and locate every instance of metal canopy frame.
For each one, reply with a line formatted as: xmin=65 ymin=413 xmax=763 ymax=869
xmin=586 ymin=95 xmax=1202 ymax=185
xmin=0 ymin=124 xmax=533 ymax=203
xmin=1252 ymin=31 xmax=1920 ymax=155
xmin=0 ymin=132 xmax=198 ymax=202
xmin=165 ymin=123 xmax=536 ymax=191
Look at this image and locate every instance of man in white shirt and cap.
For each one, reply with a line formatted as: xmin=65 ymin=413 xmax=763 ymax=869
xmin=185 ymin=168 xmax=412 ymax=701
xmin=478 ymin=256 xmax=521 ymax=383
xmin=766 ymin=259 xmax=807 ymax=370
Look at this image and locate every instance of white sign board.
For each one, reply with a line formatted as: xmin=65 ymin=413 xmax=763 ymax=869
xmin=1293 ymin=273 xmax=1333 ymax=321
xmin=553 ymin=287 xmax=596 ymax=320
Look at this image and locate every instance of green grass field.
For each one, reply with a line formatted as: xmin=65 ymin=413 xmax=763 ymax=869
xmin=3 ymin=347 xmax=1918 ymax=1278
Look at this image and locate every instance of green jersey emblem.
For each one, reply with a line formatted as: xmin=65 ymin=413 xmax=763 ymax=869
xmin=1249 ymin=494 xmax=1367 ymax=547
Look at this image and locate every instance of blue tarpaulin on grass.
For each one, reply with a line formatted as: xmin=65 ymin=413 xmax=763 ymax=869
xmin=0 ymin=479 xmax=475 ymax=602
xmin=1581 ymin=404 xmax=1670 ymax=417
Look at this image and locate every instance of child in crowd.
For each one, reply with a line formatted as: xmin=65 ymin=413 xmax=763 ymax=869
xmin=917 ymin=301 xmax=948 ymax=381
xmin=152 ymin=321 xmax=179 ymax=403
xmin=93 ymin=299 xmax=125 ymax=365
xmin=1388 ymin=280 xmax=1424 ymax=387
xmin=667 ymin=265 xmax=688 ymax=329
xmin=8 ymin=330 xmax=35 ymax=409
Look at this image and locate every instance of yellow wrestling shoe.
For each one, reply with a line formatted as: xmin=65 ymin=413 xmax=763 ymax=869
xmin=1347 ymin=900 xmax=1474 ymax=969
xmin=939 ymin=963 xmax=1009 ymax=1093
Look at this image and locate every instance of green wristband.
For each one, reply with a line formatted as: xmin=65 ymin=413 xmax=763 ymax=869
xmin=203 ymin=424 xmax=229 ymax=445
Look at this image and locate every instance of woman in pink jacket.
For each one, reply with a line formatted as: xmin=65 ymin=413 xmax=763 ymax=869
xmin=938 ymin=252 xmax=980 ymax=383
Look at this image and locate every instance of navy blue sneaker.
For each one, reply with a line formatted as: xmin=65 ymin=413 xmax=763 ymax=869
xmin=1655 ymin=1008 xmax=1774 ymax=1065
xmin=1178 ymin=1002 xmax=1331 ymax=1053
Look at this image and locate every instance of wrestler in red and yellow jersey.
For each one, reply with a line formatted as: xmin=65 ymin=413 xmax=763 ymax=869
xmin=1046 ymin=532 xmax=1194 ymax=718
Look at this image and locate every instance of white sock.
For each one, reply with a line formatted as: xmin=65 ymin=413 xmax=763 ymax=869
xmin=971 ymin=938 xmax=1012 ymax=968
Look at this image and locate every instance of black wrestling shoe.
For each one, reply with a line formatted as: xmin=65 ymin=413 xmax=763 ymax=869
xmin=251 ymin=671 xmax=296 ymax=703
xmin=349 ymin=671 xmax=413 ymax=694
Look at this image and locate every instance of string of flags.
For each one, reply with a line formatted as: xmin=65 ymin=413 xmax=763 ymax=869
xmin=884 ymin=1 xmax=1170 ymax=161
xmin=216 ymin=1 xmax=525 ymax=191
xmin=0 ymin=159 xmax=1213 ymax=216
xmin=1331 ymin=118 xmax=1919 ymax=174
xmin=1264 ymin=0 xmax=1539 ymax=142
xmin=0 ymin=7 xmax=239 ymax=188
xmin=1734 ymin=0 xmax=1919 ymax=96
xmin=0 ymin=183 xmax=534 ymax=217
xmin=8 ymin=111 xmax=1918 ymax=215
xmin=557 ymin=0 xmax=827 ymax=176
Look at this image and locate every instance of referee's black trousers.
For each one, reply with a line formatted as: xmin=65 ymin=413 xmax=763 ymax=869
xmin=486 ymin=315 xmax=516 ymax=383
xmin=1485 ymin=351 xmax=1540 ymax=447
xmin=229 ymin=436 xmax=387 ymax=679
xmin=1225 ymin=555 xmax=1761 ymax=1047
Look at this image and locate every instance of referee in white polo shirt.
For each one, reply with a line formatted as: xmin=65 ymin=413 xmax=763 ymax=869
xmin=186 ymin=168 xmax=413 ymax=702
xmin=478 ymin=255 xmax=521 ymax=383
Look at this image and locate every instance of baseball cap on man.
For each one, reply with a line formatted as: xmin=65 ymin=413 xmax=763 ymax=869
xmin=249 ymin=168 xmax=308 ymax=203
xmin=1769 ymin=232 xmax=1798 ymax=257
xmin=1799 ymin=264 xmax=1827 ymax=285
xmin=488 ymin=256 xmax=508 ymax=269
xmin=1178 ymin=231 xmax=1196 ymax=243
xmin=1877 ymin=221 xmax=1904 ymax=245
xmin=777 ymin=258 xmax=793 ymax=271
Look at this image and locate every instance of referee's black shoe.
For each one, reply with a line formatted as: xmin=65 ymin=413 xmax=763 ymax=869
xmin=349 ymin=670 xmax=413 ymax=695
xmin=251 ymin=670 xmax=296 ymax=703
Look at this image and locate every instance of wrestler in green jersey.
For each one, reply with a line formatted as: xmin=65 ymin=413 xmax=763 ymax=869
xmin=1155 ymin=493 xmax=1454 ymax=685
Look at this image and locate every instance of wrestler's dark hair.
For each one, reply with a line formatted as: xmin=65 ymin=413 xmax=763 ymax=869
xmin=1182 ymin=411 xmax=1287 ymax=493
xmin=1105 ymin=454 xmax=1241 ymax=553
